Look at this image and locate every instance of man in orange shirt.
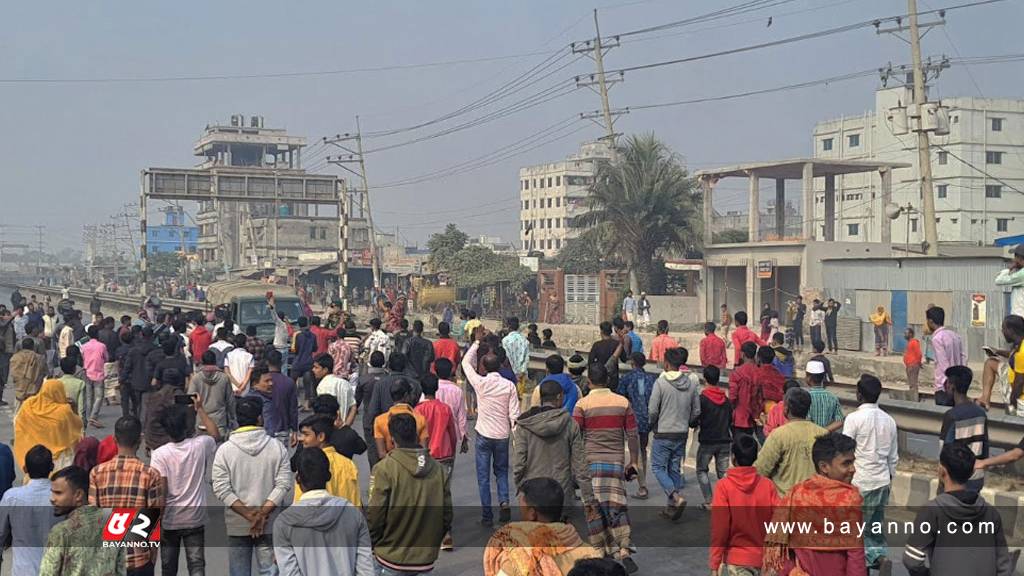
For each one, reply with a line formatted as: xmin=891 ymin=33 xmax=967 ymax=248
xmin=699 ymin=322 xmax=727 ymax=370
xmin=649 ymin=320 xmax=679 ymax=364
xmin=373 ymin=378 xmax=429 ymax=458
xmin=731 ymin=311 xmax=766 ymax=367
xmin=903 ymin=327 xmax=923 ymax=398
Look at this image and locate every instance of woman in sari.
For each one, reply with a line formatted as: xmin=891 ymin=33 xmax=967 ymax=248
xmin=869 ymin=306 xmax=893 ymax=356
xmin=387 ymin=295 xmax=407 ymax=333
xmin=14 ymin=379 xmax=83 ymax=473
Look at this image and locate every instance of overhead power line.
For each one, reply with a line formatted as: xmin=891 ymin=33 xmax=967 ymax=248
xmin=611 ymin=0 xmax=802 ymax=38
xmin=604 ymin=0 xmax=1007 ymax=76
xmin=0 ymin=50 xmax=559 ymax=85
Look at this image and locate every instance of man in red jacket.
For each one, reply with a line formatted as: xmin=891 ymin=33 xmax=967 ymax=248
xmin=699 ymin=322 xmax=727 ymax=370
xmin=730 ymin=311 xmax=766 ymax=367
xmin=754 ymin=345 xmax=786 ymax=413
xmin=710 ymin=434 xmax=779 ymax=574
xmin=728 ymin=342 xmax=762 ymax=437
xmin=188 ymin=313 xmax=212 ymax=367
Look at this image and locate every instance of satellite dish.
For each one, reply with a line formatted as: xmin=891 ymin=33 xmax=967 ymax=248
xmin=885 ymin=203 xmax=903 ymax=220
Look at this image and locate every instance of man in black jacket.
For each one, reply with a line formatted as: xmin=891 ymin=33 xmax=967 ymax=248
xmin=401 ymin=320 xmax=434 ymax=381
xmin=122 ymin=326 xmax=158 ymax=419
xmin=824 ymin=298 xmax=842 ymax=353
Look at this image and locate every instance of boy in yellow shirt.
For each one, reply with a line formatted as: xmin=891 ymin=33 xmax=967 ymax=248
xmin=293 ymin=415 xmax=361 ymax=506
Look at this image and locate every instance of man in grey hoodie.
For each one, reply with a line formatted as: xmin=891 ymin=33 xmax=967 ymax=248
xmin=512 ymin=379 xmax=594 ymax=518
xmin=273 ymin=447 xmax=373 ymax=576
xmin=188 ymin=350 xmax=237 ymax=438
xmin=648 ymin=346 xmax=701 ymax=519
xmin=212 ymin=396 xmax=293 ymax=576
xmin=903 ymin=442 xmax=1014 ymax=576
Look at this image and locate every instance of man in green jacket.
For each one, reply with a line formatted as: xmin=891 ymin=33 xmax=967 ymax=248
xmin=367 ymin=413 xmax=452 ymax=574
xmin=754 ymin=387 xmax=827 ymax=495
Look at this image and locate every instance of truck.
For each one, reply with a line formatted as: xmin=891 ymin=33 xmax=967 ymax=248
xmin=203 ymin=280 xmax=305 ymax=342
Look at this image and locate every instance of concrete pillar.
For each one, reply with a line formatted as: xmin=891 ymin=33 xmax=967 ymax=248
xmin=139 ymin=172 xmax=148 ymax=296
xmin=746 ymin=259 xmax=756 ymax=317
xmin=802 ymin=162 xmax=814 ymax=240
xmin=775 ymin=178 xmax=785 ymax=239
xmin=880 ymin=168 xmax=893 ymax=245
xmin=824 ymin=174 xmax=836 ymax=242
xmin=702 ymin=177 xmax=714 ymax=247
xmin=748 ymin=172 xmax=760 ymax=243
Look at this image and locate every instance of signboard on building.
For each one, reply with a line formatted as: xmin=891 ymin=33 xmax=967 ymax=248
xmin=757 ymin=260 xmax=773 ymax=279
xmin=971 ymin=293 xmax=987 ymax=327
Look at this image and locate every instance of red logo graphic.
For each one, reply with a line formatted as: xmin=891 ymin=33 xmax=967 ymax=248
xmin=102 ymin=508 xmax=161 ymax=543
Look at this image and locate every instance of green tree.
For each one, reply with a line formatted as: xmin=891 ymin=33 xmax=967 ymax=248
xmin=574 ymin=134 xmax=701 ymax=292
xmin=148 ymin=251 xmax=183 ymax=279
xmin=427 ymin=223 xmax=469 ymax=273
xmin=555 ymin=233 xmax=608 ymax=274
xmin=448 ymin=244 xmax=532 ymax=289
xmin=713 ymin=228 xmax=749 ymax=244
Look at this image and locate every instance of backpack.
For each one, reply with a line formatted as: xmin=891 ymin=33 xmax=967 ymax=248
xmin=211 ymin=344 xmax=234 ymax=369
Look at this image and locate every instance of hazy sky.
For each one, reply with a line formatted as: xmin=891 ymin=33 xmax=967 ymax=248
xmin=1 ymin=0 xmax=1021 ymax=250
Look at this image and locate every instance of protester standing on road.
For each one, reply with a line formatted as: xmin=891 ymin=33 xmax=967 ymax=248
xmin=273 ymin=447 xmax=373 ymax=576
xmin=754 ymin=387 xmax=826 ymax=495
xmin=616 ymin=352 xmax=655 ymax=500
xmin=806 ymin=360 xmax=844 ymax=432
xmin=40 ymin=466 xmax=125 ymax=576
xmin=648 ymin=347 xmax=700 ymax=520
xmin=212 ymin=396 xmax=293 ymax=576
xmin=0 ymin=445 xmax=60 ymax=576
xmin=904 ymin=327 xmax=923 ymax=397
xmin=939 ymin=366 xmax=989 ymax=493
xmin=150 ymin=402 xmax=221 ymax=576
xmin=0 ymin=309 xmax=15 ymax=404
xmin=367 ymin=413 xmax=453 ymax=575
xmin=699 ymin=322 xmax=727 ymax=370
xmin=15 ymin=378 xmax=82 ymax=471
xmin=729 ymin=312 xmax=764 ymax=367
xmin=462 ymin=334 xmax=520 ymax=526
xmin=929 ymin=306 xmax=965 ymax=407
xmin=621 ymin=290 xmax=636 ymax=323
xmin=11 ymin=337 xmax=46 ymax=411
xmin=842 ymin=374 xmax=898 ymax=570
xmin=693 ymin=365 xmax=732 ymax=510
xmin=88 ymin=415 xmax=164 ymax=576
xmin=502 ymin=317 xmax=530 ymax=396
xmin=649 ymin=320 xmax=678 ymax=364
xmin=573 ymin=363 xmax=640 ymax=573
xmin=295 ymin=415 xmax=361 ymax=505
xmin=402 ymin=319 xmax=435 ymax=382
xmin=728 ymin=342 xmax=762 ymax=438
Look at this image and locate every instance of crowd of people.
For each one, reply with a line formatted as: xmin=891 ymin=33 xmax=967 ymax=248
xmin=0 ymin=283 xmax=1020 ymax=576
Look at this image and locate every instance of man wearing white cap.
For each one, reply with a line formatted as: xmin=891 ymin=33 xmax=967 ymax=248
xmin=805 ymin=360 xmax=844 ymax=431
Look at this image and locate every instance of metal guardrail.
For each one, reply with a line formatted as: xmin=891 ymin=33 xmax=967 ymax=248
xmin=525 ymin=350 xmax=1024 ymax=451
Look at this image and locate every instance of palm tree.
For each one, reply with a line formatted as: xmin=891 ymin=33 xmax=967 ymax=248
xmin=573 ymin=134 xmax=700 ymax=293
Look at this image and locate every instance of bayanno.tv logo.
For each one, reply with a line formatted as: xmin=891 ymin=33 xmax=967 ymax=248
xmin=102 ymin=508 xmax=161 ymax=549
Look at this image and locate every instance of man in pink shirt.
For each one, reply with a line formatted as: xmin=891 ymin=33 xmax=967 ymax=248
xmin=462 ymin=334 xmax=520 ymax=526
xmin=650 ymin=320 xmax=679 ymax=364
xmin=80 ymin=325 xmax=109 ymax=429
xmin=731 ymin=311 xmax=766 ymax=367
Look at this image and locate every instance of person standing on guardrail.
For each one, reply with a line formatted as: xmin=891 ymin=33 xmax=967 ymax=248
xmin=928 ymin=306 xmax=964 ymax=408
xmin=842 ymin=374 xmax=898 ymax=571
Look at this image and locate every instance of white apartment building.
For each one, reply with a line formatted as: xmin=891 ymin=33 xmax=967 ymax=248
xmin=519 ymin=141 xmax=611 ymax=257
xmin=812 ymin=86 xmax=1024 ymax=245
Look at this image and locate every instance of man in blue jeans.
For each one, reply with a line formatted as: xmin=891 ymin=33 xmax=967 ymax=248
xmin=647 ymin=346 xmax=701 ymax=520
xmin=462 ymin=336 xmax=520 ymax=526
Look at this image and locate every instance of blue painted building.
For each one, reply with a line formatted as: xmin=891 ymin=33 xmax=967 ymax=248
xmin=147 ymin=206 xmax=198 ymax=254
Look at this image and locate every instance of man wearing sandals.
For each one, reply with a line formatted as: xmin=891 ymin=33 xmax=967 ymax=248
xmin=647 ymin=346 xmax=701 ymax=521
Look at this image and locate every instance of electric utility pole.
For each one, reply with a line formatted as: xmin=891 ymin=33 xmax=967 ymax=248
xmin=878 ymin=0 xmax=948 ymax=256
xmin=573 ymin=9 xmax=628 ymax=151
xmin=325 ymin=117 xmax=382 ymax=296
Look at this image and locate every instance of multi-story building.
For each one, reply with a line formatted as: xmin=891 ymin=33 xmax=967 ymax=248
xmin=147 ymin=206 xmax=198 ymax=254
xmin=519 ymin=140 xmax=611 ymax=257
xmin=191 ymin=115 xmax=370 ymax=270
xmin=812 ymin=86 xmax=1024 ymax=245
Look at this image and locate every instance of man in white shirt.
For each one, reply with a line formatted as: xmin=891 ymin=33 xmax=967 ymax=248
xmin=995 ymin=243 xmax=1024 ymax=317
xmin=225 ymin=333 xmax=254 ymax=396
xmin=841 ymin=374 xmax=898 ymax=570
xmin=363 ymin=318 xmax=393 ymax=364
xmin=312 ymin=354 xmax=356 ymax=427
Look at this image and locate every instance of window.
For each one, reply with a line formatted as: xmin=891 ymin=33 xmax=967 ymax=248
xmin=539 ymin=219 xmax=544 ymax=229
xmin=847 ymin=223 xmax=859 ymax=236
xmin=992 ymin=118 xmax=1004 ymax=132
xmin=911 ymin=219 xmax=918 ymax=232
xmin=539 ymin=178 xmax=545 ymax=189
xmin=547 ymin=218 xmax=552 ymax=229
xmin=522 ymin=180 xmax=527 ymax=190
xmin=987 ymin=151 xmax=1004 ymax=164
xmin=998 ymin=218 xmax=1010 ymax=232
xmin=547 ymin=177 xmax=553 ymax=187
xmin=319 ymin=228 xmax=327 ymax=240
xmin=532 ymin=179 xmax=537 ymax=188
xmin=986 ymin=185 xmax=1002 ymax=198
xmin=547 ymin=198 xmax=553 ymax=208
xmin=951 ymin=218 xmax=959 ymax=224
xmin=309 ymin=226 xmax=317 ymax=239
xmin=938 ymin=151 xmax=948 ymax=165
xmin=554 ymin=218 xmax=560 ymax=228
xmin=523 ymin=200 xmax=528 ymax=210
xmin=556 ymin=197 xmax=561 ymax=207
xmin=847 ymin=134 xmax=860 ymax=147
xmin=952 ymin=115 xmax=959 ymax=124
xmin=822 ymin=138 xmax=833 ymax=151
xmin=556 ymin=176 xmax=561 ymax=186
xmin=555 ymin=238 xmax=561 ymax=249
xmin=937 ymin=184 xmax=948 ymax=199
xmin=972 ymin=219 xmax=978 ymax=225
